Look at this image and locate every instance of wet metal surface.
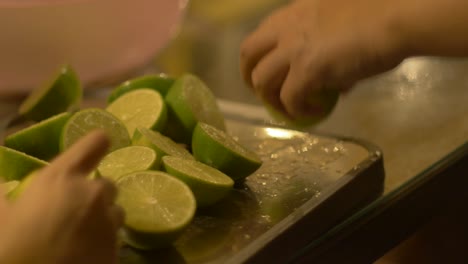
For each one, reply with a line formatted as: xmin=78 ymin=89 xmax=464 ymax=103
xmin=119 ymin=119 xmax=380 ymax=263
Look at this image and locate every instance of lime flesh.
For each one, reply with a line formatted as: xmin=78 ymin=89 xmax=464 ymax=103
xmin=106 ymin=89 xmax=167 ymax=137
xmin=265 ymin=89 xmax=339 ymax=128
xmin=164 ymin=74 xmax=225 ymax=143
xmin=191 ymin=122 xmax=262 ymax=181
xmin=162 ymin=156 xmax=234 ymax=207
xmin=60 ymin=108 xmax=131 ymax=153
xmin=107 ymin=74 xmax=174 ymax=103
xmin=1 ymin=180 xmax=20 ymax=198
xmin=116 ymin=171 xmax=196 ymax=249
xmin=133 ymin=127 xmax=194 ymax=161
xmin=98 ymin=146 xmax=159 ymax=182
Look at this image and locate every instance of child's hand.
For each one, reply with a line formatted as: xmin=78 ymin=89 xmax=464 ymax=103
xmin=240 ymin=0 xmax=406 ymax=118
xmin=0 ymin=131 xmax=124 ymax=264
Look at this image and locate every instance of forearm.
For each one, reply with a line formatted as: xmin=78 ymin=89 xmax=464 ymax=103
xmin=391 ymin=0 xmax=468 ymax=57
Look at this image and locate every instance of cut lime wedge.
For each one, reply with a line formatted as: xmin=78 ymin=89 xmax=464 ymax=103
xmin=5 ymin=112 xmax=72 ymax=161
xmin=107 ymin=74 xmax=175 ymax=103
xmin=133 ymin=127 xmax=194 ymax=161
xmin=18 ymin=65 xmax=81 ymax=122
xmin=98 ymin=146 xmax=159 ymax=182
xmin=192 ymin=122 xmax=262 ymax=181
xmin=164 ymin=74 xmax=225 ymax=143
xmin=106 ymin=89 xmax=167 ymax=136
xmin=264 ymin=89 xmax=339 ymax=128
xmin=0 ymin=147 xmax=47 ymax=181
xmin=7 ymin=170 xmax=37 ymax=200
xmin=162 ymin=156 xmax=234 ymax=207
xmin=116 ymin=170 xmax=196 ymax=249
xmin=1 ymin=180 xmax=19 ymax=198
xmin=60 ymin=108 xmax=131 ymax=153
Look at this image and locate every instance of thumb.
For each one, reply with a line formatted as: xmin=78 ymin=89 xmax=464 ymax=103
xmin=47 ymin=130 xmax=110 ymax=179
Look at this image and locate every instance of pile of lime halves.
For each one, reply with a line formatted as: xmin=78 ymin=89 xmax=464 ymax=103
xmin=0 ymin=65 xmax=262 ymax=250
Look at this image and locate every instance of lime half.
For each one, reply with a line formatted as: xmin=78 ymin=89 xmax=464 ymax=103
xmin=116 ymin=170 xmax=196 ymax=249
xmin=133 ymin=127 xmax=194 ymax=161
xmin=19 ymin=65 xmax=81 ymax=122
xmin=165 ymin=74 xmax=225 ymax=143
xmin=7 ymin=171 xmax=38 ymax=200
xmin=163 ymin=156 xmax=234 ymax=207
xmin=61 ymin=108 xmax=131 ymax=153
xmin=265 ymin=89 xmax=339 ymax=128
xmin=1 ymin=180 xmax=20 ymax=198
xmin=107 ymin=74 xmax=175 ymax=103
xmin=192 ymin=122 xmax=262 ymax=181
xmin=98 ymin=146 xmax=159 ymax=182
xmin=5 ymin=112 xmax=72 ymax=161
xmin=106 ymin=89 xmax=167 ymax=136
xmin=0 ymin=147 xmax=47 ymax=181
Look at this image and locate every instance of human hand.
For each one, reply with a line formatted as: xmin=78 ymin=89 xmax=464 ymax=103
xmin=0 ymin=131 xmax=124 ymax=264
xmin=240 ymin=0 xmax=407 ymax=118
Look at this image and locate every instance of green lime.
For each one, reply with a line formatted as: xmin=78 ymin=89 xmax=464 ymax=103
xmin=265 ymin=89 xmax=339 ymax=128
xmin=18 ymin=65 xmax=81 ymax=122
xmin=7 ymin=171 xmax=37 ymax=200
xmin=88 ymin=170 xmax=101 ymax=180
xmin=133 ymin=127 xmax=194 ymax=161
xmin=98 ymin=146 xmax=159 ymax=182
xmin=0 ymin=147 xmax=47 ymax=181
xmin=60 ymin=108 xmax=131 ymax=153
xmin=191 ymin=122 xmax=262 ymax=181
xmin=106 ymin=89 xmax=167 ymax=136
xmin=107 ymin=74 xmax=175 ymax=103
xmin=4 ymin=113 xmax=72 ymax=161
xmin=164 ymin=74 xmax=225 ymax=143
xmin=162 ymin=156 xmax=234 ymax=207
xmin=116 ymin=170 xmax=196 ymax=249
xmin=1 ymin=180 xmax=19 ymax=198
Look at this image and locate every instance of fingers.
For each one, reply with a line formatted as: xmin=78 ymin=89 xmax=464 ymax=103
xmin=280 ymin=65 xmax=324 ymax=118
xmin=93 ymin=178 xmax=117 ymax=206
xmin=240 ymin=20 xmax=277 ymax=89
xmin=0 ymin=184 xmax=9 ymax=213
xmin=251 ymin=48 xmax=290 ymax=111
xmin=93 ymin=178 xmax=123 ymax=229
xmin=50 ymin=130 xmax=110 ymax=177
xmin=108 ymin=205 xmax=125 ymax=230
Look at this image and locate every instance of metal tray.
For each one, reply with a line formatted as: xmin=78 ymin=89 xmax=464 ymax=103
xmin=0 ymin=99 xmax=384 ymax=263
xmin=118 ymin=118 xmax=385 ymax=264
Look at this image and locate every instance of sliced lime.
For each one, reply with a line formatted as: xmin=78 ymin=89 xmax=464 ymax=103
xmin=116 ymin=170 xmax=196 ymax=249
xmin=60 ymin=108 xmax=131 ymax=153
xmin=4 ymin=112 xmax=72 ymax=161
xmin=192 ymin=122 xmax=262 ymax=181
xmin=164 ymin=74 xmax=225 ymax=143
xmin=98 ymin=146 xmax=159 ymax=182
xmin=1 ymin=180 xmax=20 ymax=198
xmin=7 ymin=170 xmax=38 ymax=200
xmin=106 ymin=89 xmax=167 ymax=136
xmin=265 ymin=89 xmax=339 ymax=128
xmin=18 ymin=65 xmax=81 ymax=122
xmin=133 ymin=127 xmax=194 ymax=161
xmin=107 ymin=74 xmax=175 ymax=103
xmin=162 ymin=156 xmax=234 ymax=207
xmin=0 ymin=147 xmax=47 ymax=181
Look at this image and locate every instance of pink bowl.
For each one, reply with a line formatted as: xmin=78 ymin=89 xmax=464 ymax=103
xmin=0 ymin=0 xmax=187 ymax=96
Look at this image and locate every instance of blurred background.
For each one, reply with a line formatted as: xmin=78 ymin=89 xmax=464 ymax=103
xmin=153 ymin=0 xmax=287 ymax=105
